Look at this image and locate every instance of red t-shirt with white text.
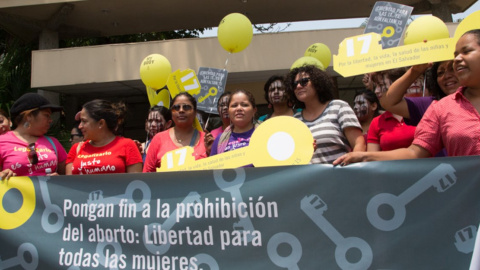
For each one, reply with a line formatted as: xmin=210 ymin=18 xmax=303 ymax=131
xmin=67 ymin=136 xmax=142 ymax=175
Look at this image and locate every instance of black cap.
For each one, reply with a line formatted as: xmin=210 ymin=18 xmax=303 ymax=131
xmin=10 ymin=93 xmax=63 ymax=121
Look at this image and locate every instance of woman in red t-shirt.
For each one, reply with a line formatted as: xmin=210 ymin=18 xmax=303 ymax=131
xmin=66 ymin=99 xmax=142 ymax=175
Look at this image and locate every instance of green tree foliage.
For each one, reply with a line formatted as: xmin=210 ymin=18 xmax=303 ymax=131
xmin=0 ymin=28 xmax=208 ymax=149
xmin=60 ymin=29 xmax=207 ymax=47
xmin=0 ymin=29 xmax=36 ymax=113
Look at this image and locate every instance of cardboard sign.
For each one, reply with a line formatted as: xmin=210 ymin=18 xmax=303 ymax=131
xmin=157 ymin=116 xmax=314 ymax=171
xmin=166 ymin=69 xmax=203 ymax=131
xmin=196 ymin=67 xmax=228 ymax=114
xmin=364 ymin=1 xmax=413 ymax=49
xmin=333 ymin=10 xmax=480 ymax=77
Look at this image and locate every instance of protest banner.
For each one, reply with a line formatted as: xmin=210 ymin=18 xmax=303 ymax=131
xmin=1 ymin=156 xmax=479 ymax=269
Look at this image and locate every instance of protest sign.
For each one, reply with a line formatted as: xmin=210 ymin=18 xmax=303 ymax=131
xmin=364 ymin=1 xmax=413 ymax=49
xmin=333 ymin=10 xmax=480 ymax=77
xmin=196 ymin=67 xmax=228 ymax=114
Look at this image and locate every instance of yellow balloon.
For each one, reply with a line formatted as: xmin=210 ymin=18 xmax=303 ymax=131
xmin=217 ymin=13 xmax=253 ymax=53
xmin=290 ymin=56 xmax=325 ymax=70
xmin=404 ymin=16 xmax=450 ymax=45
xmin=453 ymin=10 xmax=480 ymax=43
xmin=139 ymin=54 xmax=172 ymax=89
xmin=304 ymin=43 xmax=331 ymax=68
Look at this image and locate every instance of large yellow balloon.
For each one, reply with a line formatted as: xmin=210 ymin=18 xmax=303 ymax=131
xmin=290 ymin=56 xmax=325 ymax=70
xmin=139 ymin=54 xmax=172 ymax=89
xmin=453 ymin=10 xmax=480 ymax=43
xmin=304 ymin=43 xmax=331 ymax=68
xmin=403 ymin=16 xmax=449 ymax=45
xmin=217 ymin=13 xmax=253 ymax=53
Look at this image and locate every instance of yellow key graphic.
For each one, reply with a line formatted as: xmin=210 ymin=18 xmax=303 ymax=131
xmin=158 ymin=116 xmax=314 ymax=171
xmin=198 ymin=87 xmax=218 ymax=103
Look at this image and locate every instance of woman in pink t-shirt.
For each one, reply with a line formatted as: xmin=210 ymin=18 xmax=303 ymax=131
xmin=204 ymin=92 xmax=231 ymax=155
xmin=0 ymin=93 xmax=67 ymax=180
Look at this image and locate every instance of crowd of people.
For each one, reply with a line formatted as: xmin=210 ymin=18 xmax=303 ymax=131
xmin=1 ymin=29 xmax=479 ymax=179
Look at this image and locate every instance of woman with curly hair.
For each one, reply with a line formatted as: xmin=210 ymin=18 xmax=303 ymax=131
xmin=285 ymin=65 xmax=365 ymax=164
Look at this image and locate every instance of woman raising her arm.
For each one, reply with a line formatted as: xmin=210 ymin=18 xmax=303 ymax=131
xmin=334 ymin=30 xmax=480 ymax=165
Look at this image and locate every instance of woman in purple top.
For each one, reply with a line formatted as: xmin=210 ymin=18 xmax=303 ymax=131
xmin=380 ymin=61 xmax=461 ymax=126
xmin=209 ymin=89 xmax=259 ymax=164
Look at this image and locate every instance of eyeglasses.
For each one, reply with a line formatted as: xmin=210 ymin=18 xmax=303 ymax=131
xmin=27 ymin=143 xmax=38 ymax=165
xmin=70 ymin=134 xmax=83 ymax=140
xmin=171 ymin=104 xmax=193 ymax=112
xmin=293 ymin=77 xmax=311 ymax=88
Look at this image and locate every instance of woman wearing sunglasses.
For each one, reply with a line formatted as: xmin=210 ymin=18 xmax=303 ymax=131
xmin=69 ymin=121 xmax=84 ymax=147
xmin=0 ymin=93 xmax=67 ymax=180
xmin=285 ymin=65 xmax=365 ymax=164
xmin=66 ymin=99 xmax=142 ymax=175
xmin=143 ymin=92 xmax=207 ymax=172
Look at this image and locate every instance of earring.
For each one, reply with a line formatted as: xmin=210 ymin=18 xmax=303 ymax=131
xmin=23 ymin=122 xmax=31 ymax=128
xmin=268 ymin=104 xmax=272 ymax=109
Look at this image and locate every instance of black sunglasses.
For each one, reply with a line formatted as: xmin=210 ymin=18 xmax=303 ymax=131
xmin=70 ymin=133 xmax=83 ymax=140
xmin=293 ymin=77 xmax=311 ymax=88
xmin=27 ymin=143 xmax=38 ymax=165
xmin=171 ymin=104 xmax=193 ymax=112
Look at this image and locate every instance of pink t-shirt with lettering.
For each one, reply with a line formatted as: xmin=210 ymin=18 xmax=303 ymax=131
xmin=67 ymin=136 xmax=142 ymax=175
xmin=0 ymin=131 xmax=67 ymax=176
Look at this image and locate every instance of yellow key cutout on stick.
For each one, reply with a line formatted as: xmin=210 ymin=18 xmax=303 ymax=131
xmin=158 ymin=116 xmax=314 ymax=171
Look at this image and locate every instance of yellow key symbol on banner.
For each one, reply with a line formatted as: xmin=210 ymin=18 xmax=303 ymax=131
xmin=0 ymin=176 xmax=36 ymax=230
xmin=158 ymin=116 xmax=314 ymax=171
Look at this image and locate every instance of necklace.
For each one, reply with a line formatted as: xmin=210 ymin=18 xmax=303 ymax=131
xmin=174 ymin=128 xmax=187 ymax=144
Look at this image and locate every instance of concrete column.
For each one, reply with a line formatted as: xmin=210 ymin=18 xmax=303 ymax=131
xmin=39 ymin=29 xmax=59 ymax=50
xmin=429 ymin=0 xmax=453 ymax=22
xmin=38 ymin=30 xmax=63 ymax=124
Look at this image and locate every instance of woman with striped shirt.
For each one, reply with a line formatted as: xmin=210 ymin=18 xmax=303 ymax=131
xmin=285 ymin=65 xmax=365 ymax=164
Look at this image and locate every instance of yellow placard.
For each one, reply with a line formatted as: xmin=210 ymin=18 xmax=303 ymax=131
xmin=166 ymin=69 xmax=201 ymax=97
xmin=333 ymin=33 xmax=454 ymax=77
xmin=146 ymin=86 xmax=171 ymax=108
xmin=157 ymin=116 xmax=314 ymax=172
xmin=167 ymin=69 xmax=203 ymax=131
xmin=333 ymin=10 xmax=480 ymax=77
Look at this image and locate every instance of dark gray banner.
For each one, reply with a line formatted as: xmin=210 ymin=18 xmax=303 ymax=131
xmin=1 ymin=156 xmax=479 ymax=269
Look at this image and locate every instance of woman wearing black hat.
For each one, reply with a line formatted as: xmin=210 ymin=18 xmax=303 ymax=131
xmin=0 ymin=93 xmax=67 ymax=180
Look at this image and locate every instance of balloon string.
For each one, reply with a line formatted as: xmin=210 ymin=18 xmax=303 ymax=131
xmin=204 ymin=114 xmax=211 ymax=131
xmin=422 ymin=71 xmax=427 ymax=97
xmin=223 ymin=52 xmax=231 ymax=70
